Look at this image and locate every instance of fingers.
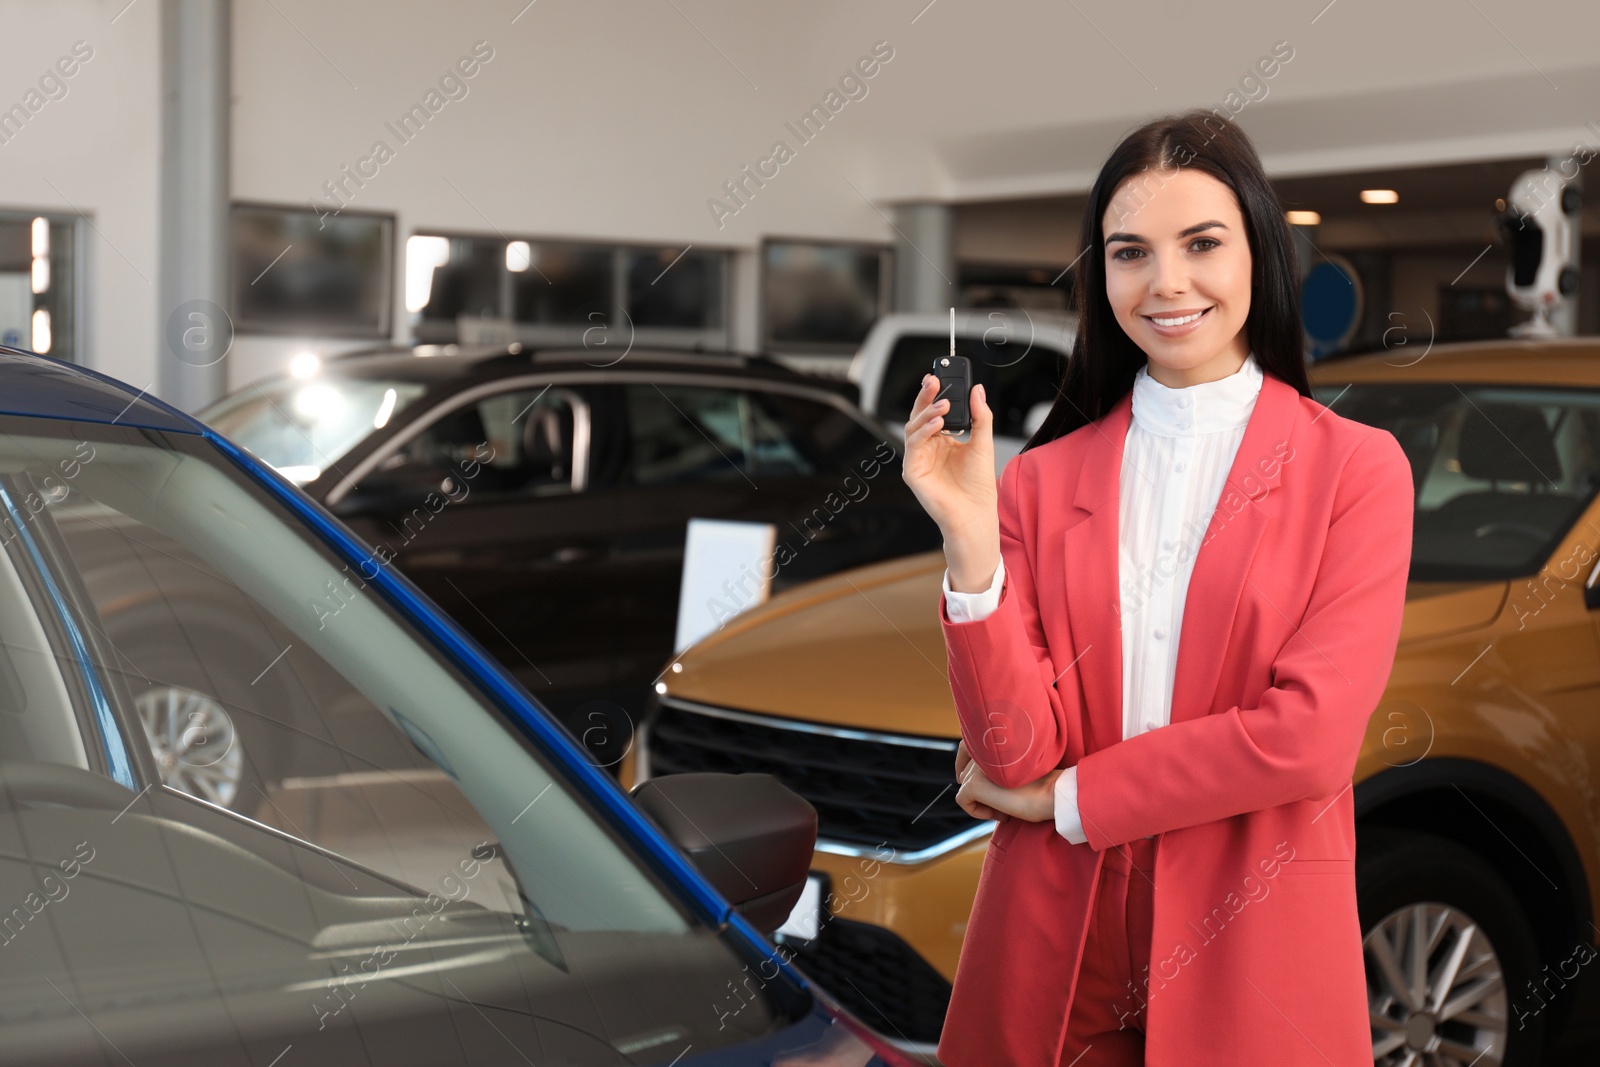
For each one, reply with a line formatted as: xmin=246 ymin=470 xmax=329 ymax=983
xmin=907 ymin=377 xmax=950 ymax=437
xmin=906 ymin=407 xmax=949 ymax=448
xmin=908 ymin=373 xmax=938 ymax=421
xmin=970 ymin=382 xmax=990 ymax=430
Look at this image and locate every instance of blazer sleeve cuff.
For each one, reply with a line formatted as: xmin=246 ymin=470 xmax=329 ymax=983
xmin=942 ymin=559 xmax=1006 ymax=623
xmin=1054 ymin=765 xmax=1087 ymax=844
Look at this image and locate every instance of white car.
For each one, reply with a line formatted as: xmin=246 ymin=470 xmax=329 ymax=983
xmin=848 ymin=309 xmax=1077 ymax=472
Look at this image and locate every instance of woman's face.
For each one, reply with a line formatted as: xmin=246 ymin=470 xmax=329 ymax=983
xmin=1101 ymin=166 xmax=1254 ymax=386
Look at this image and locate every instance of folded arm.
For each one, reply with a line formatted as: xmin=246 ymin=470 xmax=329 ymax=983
xmin=1072 ymin=431 xmax=1413 ymax=849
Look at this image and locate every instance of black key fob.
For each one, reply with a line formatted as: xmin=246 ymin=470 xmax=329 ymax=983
xmin=933 ymin=354 xmax=973 ymax=434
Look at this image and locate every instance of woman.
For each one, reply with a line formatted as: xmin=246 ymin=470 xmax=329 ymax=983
xmin=902 ymin=109 xmax=1413 ymax=1066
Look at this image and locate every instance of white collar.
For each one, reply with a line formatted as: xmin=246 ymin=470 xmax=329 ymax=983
xmin=1131 ymin=352 xmax=1263 ymax=437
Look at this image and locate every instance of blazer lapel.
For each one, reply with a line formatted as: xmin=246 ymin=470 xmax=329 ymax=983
xmin=1061 ymin=371 xmax=1301 ymax=751
xmin=1062 ymin=390 xmax=1132 ymax=754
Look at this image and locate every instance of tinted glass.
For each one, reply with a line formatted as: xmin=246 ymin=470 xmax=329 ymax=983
xmin=356 ymin=385 xmax=587 ymax=499
xmin=512 ymin=244 xmax=612 ymax=326
xmin=0 ymin=418 xmax=807 ymax=1065
xmin=626 ymin=248 xmax=724 ymax=329
xmin=621 ymin=384 xmax=836 ymax=484
xmin=757 ymin=391 xmax=892 ymax=479
xmin=230 ymin=205 xmax=393 ymax=337
xmin=1312 ymin=381 xmax=1600 ymax=580
xmin=762 ymin=243 xmax=882 ymax=347
xmin=418 ymin=234 xmax=503 ymax=323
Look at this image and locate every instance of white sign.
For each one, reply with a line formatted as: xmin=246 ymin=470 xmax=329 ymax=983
xmin=674 ymin=517 xmax=777 ymax=653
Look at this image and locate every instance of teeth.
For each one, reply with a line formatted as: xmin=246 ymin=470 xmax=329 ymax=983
xmin=1150 ymin=311 xmax=1205 ymax=327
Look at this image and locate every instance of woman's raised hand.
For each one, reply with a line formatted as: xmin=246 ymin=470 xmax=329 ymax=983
xmin=902 ymin=374 xmax=1001 ymax=592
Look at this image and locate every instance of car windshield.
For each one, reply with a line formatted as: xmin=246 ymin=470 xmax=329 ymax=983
xmin=201 ymin=374 xmax=428 ymax=483
xmin=0 ymin=416 xmax=809 ymax=1065
xmin=1312 ymin=381 xmax=1600 ymax=581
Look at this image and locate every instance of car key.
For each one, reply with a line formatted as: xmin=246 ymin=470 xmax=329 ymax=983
xmin=934 ymin=307 xmax=973 ymax=434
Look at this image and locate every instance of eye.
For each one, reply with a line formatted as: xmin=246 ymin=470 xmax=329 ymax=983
xmin=1111 ymin=247 xmax=1145 ymax=262
xmin=1190 ymin=237 xmax=1220 ymax=252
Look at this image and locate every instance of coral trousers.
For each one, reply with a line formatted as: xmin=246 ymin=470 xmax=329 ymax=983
xmin=1059 ymin=835 xmax=1158 ymax=1066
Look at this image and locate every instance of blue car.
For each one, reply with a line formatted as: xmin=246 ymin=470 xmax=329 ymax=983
xmin=0 ymin=345 xmax=913 ymax=1067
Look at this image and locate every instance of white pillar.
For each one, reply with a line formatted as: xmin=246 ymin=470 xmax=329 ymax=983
xmin=891 ymin=202 xmax=955 ymax=313
xmin=157 ymin=0 xmax=231 ymax=411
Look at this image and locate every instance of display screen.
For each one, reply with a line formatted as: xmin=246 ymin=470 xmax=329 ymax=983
xmin=762 ymin=240 xmax=887 ymax=349
xmin=231 ymin=203 xmax=394 ymax=337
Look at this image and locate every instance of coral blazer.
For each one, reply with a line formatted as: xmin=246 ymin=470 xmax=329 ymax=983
xmin=936 ymin=368 xmax=1413 ymax=1067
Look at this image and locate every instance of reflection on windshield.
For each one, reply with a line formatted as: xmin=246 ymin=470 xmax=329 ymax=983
xmin=0 ymin=422 xmax=810 ymax=1066
xmin=201 ymin=376 xmax=427 ymax=483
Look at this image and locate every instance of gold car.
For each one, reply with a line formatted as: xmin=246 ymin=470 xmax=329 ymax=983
xmin=622 ymin=339 xmax=1600 ymax=1066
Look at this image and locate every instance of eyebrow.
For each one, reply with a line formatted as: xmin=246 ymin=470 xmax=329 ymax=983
xmin=1105 ymin=220 xmax=1229 ymax=244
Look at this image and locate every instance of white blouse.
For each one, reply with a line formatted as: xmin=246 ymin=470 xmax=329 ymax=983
xmin=942 ymin=353 xmax=1265 ymax=845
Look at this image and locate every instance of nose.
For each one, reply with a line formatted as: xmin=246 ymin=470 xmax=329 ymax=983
xmin=1148 ymin=249 xmax=1189 ymax=298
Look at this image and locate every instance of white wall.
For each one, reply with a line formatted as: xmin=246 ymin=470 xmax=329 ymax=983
xmin=4 ymin=0 xmax=1600 ymax=396
xmin=0 ymin=0 xmax=160 ymax=391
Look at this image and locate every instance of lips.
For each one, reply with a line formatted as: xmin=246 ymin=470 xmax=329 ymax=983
xmin=1143 ymin=306 xmax=1212 ymax=327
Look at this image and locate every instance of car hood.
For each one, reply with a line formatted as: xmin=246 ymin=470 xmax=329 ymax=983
xmin=662 ymin=551 xmax=1509 ymax=737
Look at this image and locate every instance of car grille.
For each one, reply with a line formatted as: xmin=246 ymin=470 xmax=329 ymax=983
xmin=786 ymin=917 xmax=952 ymax=1045
xmin=645 ymin=698 xmax=966 ymax=853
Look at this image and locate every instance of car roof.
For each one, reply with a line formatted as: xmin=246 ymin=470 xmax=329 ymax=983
xmin=0 ymin=346 xmax=200 ymax=433
xmin=7 ymin=336 xmax=1597 ymax=439
xmin=325 ymin=343 xmax=838 ymax=390
xmin=1309 ymin=337 xmax=1600 ymax=387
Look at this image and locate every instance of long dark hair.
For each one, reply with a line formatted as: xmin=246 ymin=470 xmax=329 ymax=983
xmin=1024 ymin=109 xmax=1311 ymax=451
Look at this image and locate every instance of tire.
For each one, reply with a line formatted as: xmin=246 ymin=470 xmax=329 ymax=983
xmin=1359 ymin=826 xmax=1546 ymax=1066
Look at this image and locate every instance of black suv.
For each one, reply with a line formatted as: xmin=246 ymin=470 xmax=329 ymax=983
xmin=127 ymin=344 xmax=941 ymax=799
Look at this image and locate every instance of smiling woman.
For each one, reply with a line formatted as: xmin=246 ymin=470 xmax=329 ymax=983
xmin=1101 ymin=168 xmax=1256 ymax=386
xmin=901 ymin=110 xmax=1414 ymax=1067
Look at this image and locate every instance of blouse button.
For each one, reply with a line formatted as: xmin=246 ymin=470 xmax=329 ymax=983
xmin=1177 ymin=397 xmax=1190 ymax=408
xmin=1178 ymin=419 xmax=1191 ymax=430
xmin=1173 ymin=461 xmax=1186 ymax=473
xmin=1153 ymin=627 xmax=1167 ymax=640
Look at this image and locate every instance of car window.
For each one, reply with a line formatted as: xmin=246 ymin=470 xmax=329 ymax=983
xmin=879 ymin=333 xmax=1066 ymax=438
xmin=356 ymin=384 xmax=588 ymax=500
xmin=756 ymin=391 xmax=895 ymax=478
xmin=0 ymin=418 xmax=806 ymax=1065
xmin=621 ymin=383 xmax=818 ymax=484
xmin=1312 ymin=382 xmax=1600 ymax=580
xmin=201 ymin=376 xmax=429 ymax=485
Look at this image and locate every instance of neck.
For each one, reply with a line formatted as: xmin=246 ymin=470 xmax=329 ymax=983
xmin=1146 ymin=341 xmax=1250 ymax=389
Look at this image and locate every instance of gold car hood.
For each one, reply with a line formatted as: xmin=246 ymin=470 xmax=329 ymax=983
xmin=663 ymin=551 xmax=1508 ymax=737
xmin=665 ymin=552 xmax=959 ymax=735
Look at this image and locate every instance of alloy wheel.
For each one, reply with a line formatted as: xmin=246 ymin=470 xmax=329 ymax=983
xmin=135 ymin=684 xmax=246 ymax=809
xmin=1367 ymin=901 xmax=1508 ymax=1066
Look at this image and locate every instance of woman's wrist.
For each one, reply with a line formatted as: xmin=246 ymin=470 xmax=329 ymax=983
xmin=944 ymin=534 xmax=1001 ymax=593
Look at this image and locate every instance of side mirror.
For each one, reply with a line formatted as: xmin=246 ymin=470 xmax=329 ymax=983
xmin=329 ymin=484 xmax=426 ymax=517
xmin=630 ymin=772 xmax=817 ymax=936
xmin=329 ymin=467 xmax=451 ymax=516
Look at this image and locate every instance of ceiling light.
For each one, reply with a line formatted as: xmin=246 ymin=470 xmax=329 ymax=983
xmin=289 ymin=351 xmax=321 ymax=378
xmin=30 ymin=309 xmax=50 ymax=354
xmin=1360 ymin=189 xmax=1399 ymax=204
xmin=405 ymin=235 xmax=451 ymax=313
xmin=1286 ymin=210 xmax=1321 ymax=226
xmin=506 ymin=240 xmax=532 ymax=272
